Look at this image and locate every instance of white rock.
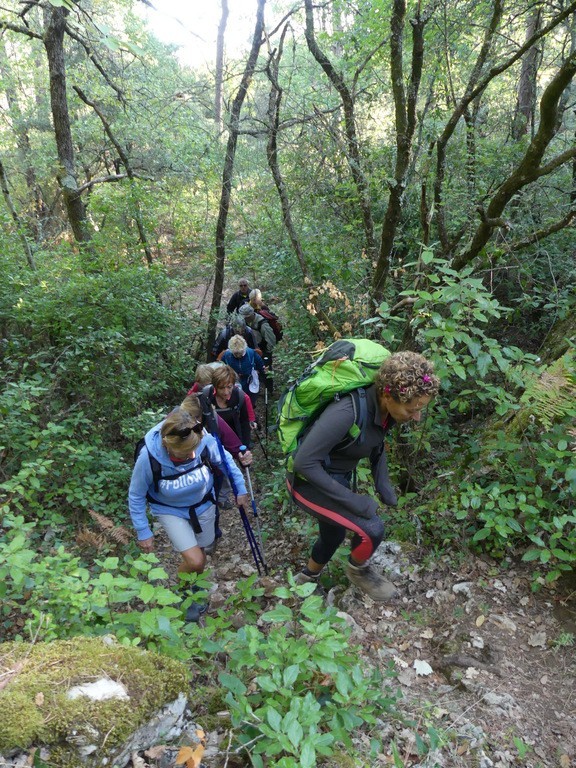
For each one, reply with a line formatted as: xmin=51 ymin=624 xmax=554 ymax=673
xmin=452 ymin=582 xmax=473 ymax=597
xmin=67 ymin=678 xmax=129 ymax=701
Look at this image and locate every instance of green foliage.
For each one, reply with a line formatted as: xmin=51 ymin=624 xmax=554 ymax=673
xmin=0 ymin=265 xmax=195 ymax=434
xmin=376 ymin=251 xmax=540 ymax=418
xmin=217 ymin=578 xmax=399 ymax=767
xmin=415 ymin=419 xmax=576 ymax=583
xmin=0 ymin=380 xmax=130 ymax=521
xmin=0 ymin=512 xmax=191 ymax=656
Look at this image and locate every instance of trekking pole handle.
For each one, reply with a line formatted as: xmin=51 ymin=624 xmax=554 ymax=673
xmin=239 ymin=446 xmax=255 ymax=499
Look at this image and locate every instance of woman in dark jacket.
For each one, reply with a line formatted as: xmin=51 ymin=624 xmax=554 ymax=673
xmin=288 ymin=351 xmax=440 ymax=602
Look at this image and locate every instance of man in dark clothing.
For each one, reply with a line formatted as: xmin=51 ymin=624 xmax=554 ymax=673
xmin=226 ymin=278 xmax=251 ymax=314
xmin=287 ymin=351 xmax=439 ymax=602
xmin=211 ymin=315 xmax=256 ymax=360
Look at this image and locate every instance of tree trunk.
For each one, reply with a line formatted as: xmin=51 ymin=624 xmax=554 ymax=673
xmin=43 ymin=6 xmax=91 ymax=245
xmin=453 ymin=51 xmax=576 ymax=270
xmin=371 ymin=0 xmax=427 ymax=303
xmin=303 ymin=0 xmax=376 ymax=264
xmin=206 ymin=0 xmax=266 ymax=360
xmin=265 ymin=25 xmax=338 ymax=336
xmin=0 ymin=159 xmax=36 ymax=270
xmin=215 ymin=0 xmax=229 ymax=132
xmin=511 ymin=8 xmax=541 ymax=141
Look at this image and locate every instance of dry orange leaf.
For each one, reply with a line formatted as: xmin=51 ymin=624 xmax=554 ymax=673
xmin=175 ymin=743 xmax=205 ymax=768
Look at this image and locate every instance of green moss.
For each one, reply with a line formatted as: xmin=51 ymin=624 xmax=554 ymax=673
xmin=0 ymin=637 xmax=189 ymax=760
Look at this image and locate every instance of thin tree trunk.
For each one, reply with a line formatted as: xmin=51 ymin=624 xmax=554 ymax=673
xmin=303 ymin=0 xmax=376 ymax=263
xmin=265 ymin=25 xmax=338 ymax=335
xmin=511 ymin=8 xmax=541 ymax=141
xmin=0 ymin=159 xmax=36 ymax=269
xmin=371 ymin=0 xmax=427 ymax=303
xmin=215 ymin=0 xmax=229 ymax=131
xmin=0 ymin=39 xmax=47 ymax=242
xmin=43 ymin=6 xmax=91 ymax=245
xmin=206 ymin=0 xmax=266 ymax=359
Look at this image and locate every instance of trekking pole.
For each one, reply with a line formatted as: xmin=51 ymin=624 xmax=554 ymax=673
xmin=212 ymin=432 xmax=266 ymax=575
xmin=239 ymin=446 xmax=267 ymax=574
xmin=253 ymin=427 xmax=272 ymax=467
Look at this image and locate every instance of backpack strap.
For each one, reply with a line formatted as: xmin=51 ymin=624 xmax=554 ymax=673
xmin=145 ymin=446 xmax=215 ymax=534
xmin=323 ymin=388 xmax=368 ymax=467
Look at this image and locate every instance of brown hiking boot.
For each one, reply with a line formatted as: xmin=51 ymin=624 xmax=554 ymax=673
xmin=345 ymin=562 xmax=397 ymax=602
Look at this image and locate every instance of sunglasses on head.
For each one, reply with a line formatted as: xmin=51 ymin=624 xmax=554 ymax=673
xmin=167 ymin=422 xmax=203 ymax=438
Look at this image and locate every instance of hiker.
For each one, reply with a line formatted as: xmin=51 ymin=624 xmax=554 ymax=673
xmin=248 ymin=288 xmax=268 ymax=313
xmin=181 ymin=393 xmax=253 ymax=468
xmin=201 ymin=364 xmax=255 ymax=449
xmin=226 ymin=277 xmax=251 ymax=314
xmin=287 ymin=350 xmax=440 ymax=601
xmin=128 ymin=406 xmax=248 ymax=622
xmin=249 ymin=289 xmax=284 ymax=347
xmin=238 ymin=303 xmax=276 ymax=365
xmin=187 ymin=362 xmax=257 ymax=426
xmin=181 ymin=393 xmax=252 ymax=550
xmin=220 ymin=334 xmax=267 ymax=407
xmin=211 ymin=315 xmax=256 ymax=361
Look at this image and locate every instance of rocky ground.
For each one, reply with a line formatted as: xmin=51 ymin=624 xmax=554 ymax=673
xmin=147 ymin=450 xmax=576 ymax=768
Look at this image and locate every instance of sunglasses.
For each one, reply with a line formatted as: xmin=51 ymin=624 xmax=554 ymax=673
xmin=167 ymin=422 xmax=203 ymax=438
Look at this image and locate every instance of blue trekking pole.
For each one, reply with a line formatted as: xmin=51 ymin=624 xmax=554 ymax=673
xmin=239 ymin=445 xmax=268 ymax=574
xmin=212 ymin=432 xmax=267 ymax=575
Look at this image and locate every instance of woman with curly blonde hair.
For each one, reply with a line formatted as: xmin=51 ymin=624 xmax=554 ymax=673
xmin=288 ymin=350 xmax=440 ymax=602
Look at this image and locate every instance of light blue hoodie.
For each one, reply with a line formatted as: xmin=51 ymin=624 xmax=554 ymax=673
xmin=128 ymin=421 xmax=247 ymax=541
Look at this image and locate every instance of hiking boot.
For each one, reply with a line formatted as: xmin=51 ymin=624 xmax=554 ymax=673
xmin=345 ymin=562 xmax=397 ymax=602
xmin=204 ymin=540 xmax=216 ymax=556
xmin=293 ymin=569 xmax=327 ymax=596
xmin=182 ymin=586 xmax=209 ymax=623
xmin=218 ymin=497 xmax=234 ymax=510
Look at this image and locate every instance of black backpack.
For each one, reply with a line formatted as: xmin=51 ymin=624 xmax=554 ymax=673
xmin=133 ymin=439 xmax=214 ymax=533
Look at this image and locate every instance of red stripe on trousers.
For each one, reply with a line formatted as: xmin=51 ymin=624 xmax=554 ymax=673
xmin=286 ymin=477 xmax=373 ymax=561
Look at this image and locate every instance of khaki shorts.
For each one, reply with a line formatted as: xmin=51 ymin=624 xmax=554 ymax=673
xmin=156 ymin=504 xmax=216 ymax=551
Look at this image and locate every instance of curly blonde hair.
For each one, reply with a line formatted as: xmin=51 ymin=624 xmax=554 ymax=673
xmin=375 ymin=351 xmax=440 ymax=403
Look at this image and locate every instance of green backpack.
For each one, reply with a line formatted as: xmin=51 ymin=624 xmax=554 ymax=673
xmin=277 ymin=338 xmax=390 ymax=460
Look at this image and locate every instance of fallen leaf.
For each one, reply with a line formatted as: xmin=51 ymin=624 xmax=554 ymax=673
xmin=413 ymin=659 xmax=433 ymax=676
xmin=34 ymin=692 xmax=44 ymax=707
xmin=540 ymin=674 xmax=548 ymax=685
xmin=456 ymin=742 xmax=470 ymax=755
xmin=420 ymin=628 xmax=434 ymax=639
xmin=393 ymin=655 xmax=409 ymax=669
xmin=175 ymin=743 xmax=205 ymax=768
xmin=528 ymin=631 xmax=547 ymax=648
xmin=559 ymin=755 xmax=571 ymax=768
xmin=145 ymin=745 xmax=167 ymax=759
xmin=475 ymin=614 xmax=486 ymax=627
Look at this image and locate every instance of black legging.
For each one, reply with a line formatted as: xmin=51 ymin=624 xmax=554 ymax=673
xmin=287 ymin=471 xmax=385 ymax=564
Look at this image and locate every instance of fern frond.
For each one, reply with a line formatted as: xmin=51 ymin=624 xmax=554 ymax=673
xmin=519 ymin=352 xmax=576 ymax=429
xmin=88 ymin=510 xmax=132 ymax=546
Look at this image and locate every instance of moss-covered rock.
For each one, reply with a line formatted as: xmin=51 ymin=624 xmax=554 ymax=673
xmin=0 ymin=636 xmax=189 ymax=766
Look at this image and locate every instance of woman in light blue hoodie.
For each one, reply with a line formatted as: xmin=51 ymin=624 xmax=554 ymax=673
xmin=128 ymin=407 xmax=248 ymax=621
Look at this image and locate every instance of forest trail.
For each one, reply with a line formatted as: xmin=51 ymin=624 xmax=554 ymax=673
xmin=152 ymin=279 xmax=576 ymax=765
xmin=153 ymin=456 xmax=576 ymax=768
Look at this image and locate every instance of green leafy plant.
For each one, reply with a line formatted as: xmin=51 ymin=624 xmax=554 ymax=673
xmin=217 ymin=578 xmax=399 ymax=768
